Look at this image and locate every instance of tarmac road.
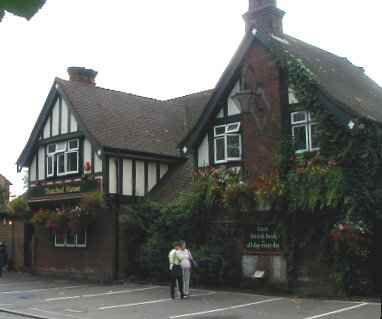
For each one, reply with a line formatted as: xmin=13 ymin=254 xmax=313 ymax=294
xmin=0 ymin=273 xmax=380 ymax=319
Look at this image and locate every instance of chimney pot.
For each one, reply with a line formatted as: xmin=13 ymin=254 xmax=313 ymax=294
xmin=67 ymin=67 xmax=98 ymax=85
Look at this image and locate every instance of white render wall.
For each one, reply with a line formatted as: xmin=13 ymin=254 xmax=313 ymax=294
xmin=41 ymin=97 xmax=79 ymax=140
xmin=109 ymin=158 xmax=117 ymax=194
xmin=228 ymin=81 xmax=241 ymax=116
xmin=83 ymin=138 xmax=92 ymax=167
xmin=38 ymin=146 xmax=45 ymax=181
xmin=197 ymin=134 xmax=209 ymax=168
xmin=110 ymin=158 xmax=169 ymax=197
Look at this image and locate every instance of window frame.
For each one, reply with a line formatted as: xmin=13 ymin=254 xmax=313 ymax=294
xmin=213 ymin=123 xmax=242 ymax=164
xmin=66 ymin=151 xmax=79 ymax=175
xmin=226 ymin=133 xmax=242 ymax=161
xmin=54 ymin=230 xmax=87 ymax=248
xmin=46 ymin=139 xmax=80 ymax=178
xmin=46 ymin=155 xmax=54 ymax=177
xmin=291 ymin=111 xmax=319 ymax=154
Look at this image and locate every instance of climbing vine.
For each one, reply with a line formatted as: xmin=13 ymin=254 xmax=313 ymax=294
xmin=265 ymin=44 xmax=382 ymax=294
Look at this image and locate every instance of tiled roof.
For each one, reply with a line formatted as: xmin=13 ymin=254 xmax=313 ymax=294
xmin=57 ymin=79 xmax=211 ymax=158
xmin=182 ymin=31 xmax=382 ymax=147
xmin=274 ymin=34 xmax=382 ymax=123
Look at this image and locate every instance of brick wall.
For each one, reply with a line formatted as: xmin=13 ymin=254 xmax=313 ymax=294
xmin=241 ymin=42 xmax=288 ymax=183
xmin=34 ymin=208 xmax=116 ymax=282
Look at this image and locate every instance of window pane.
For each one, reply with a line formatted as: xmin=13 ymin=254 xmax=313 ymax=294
xmin=291 ymin=111 xmax=307 ymax=124
xmin=310 ymin=123 xmax=320 ymax=149
xmin=55 ymin=232 xmax=65 ymax=246
xmin=293 ymin=125 xmax=308 ymax=152
xmin=67 ymin=152 xmax=78 ymax=173
xmin=66 ymin=231 xmax=76 ymax=246
xmin=226 ymin=123 xmax=240 ymax=133
xmin=56 ymin=142 xmax=67 ymax=152
xmin=214 ymin=126 xmax=226 ymax=136
xmin=47 ymin=144 xmax=56 ymax=154
xmin=47 ymin=156 xmax=54 ymax=176
xmin=77 ymin=230 xmax=87 ymax=247
xmin=69 ymin=139 xmax=79 ymax=150
xmin=227 ymin=135 xmax=241 ymax=159
xmin=57 ymin=153 xmax=65 ymax=175
xmin=215 ymin=137 xmax=225 ymax=162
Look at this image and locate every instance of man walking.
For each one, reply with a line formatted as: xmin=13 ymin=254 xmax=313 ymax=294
xmin=0 ymin=242 xmax=8 ymax=277
xmin=168 ymin=242 xmax=184 ymax=300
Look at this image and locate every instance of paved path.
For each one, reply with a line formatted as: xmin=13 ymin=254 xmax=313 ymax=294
xmin=0 ymin=273 xmax=380 ymax=319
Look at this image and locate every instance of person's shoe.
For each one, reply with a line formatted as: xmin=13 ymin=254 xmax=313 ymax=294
xmin=180 ymin=294 xmax=185 ymax=299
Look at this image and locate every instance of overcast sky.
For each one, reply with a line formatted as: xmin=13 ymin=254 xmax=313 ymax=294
xmin=1 ymin=0 xmax=381 ymax=197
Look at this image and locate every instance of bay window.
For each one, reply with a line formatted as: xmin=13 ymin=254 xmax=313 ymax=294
xmin=46 ymin=139 xmax=80 ymax=177
xmin=291 ymin=111 xmax=319 ymax=153
xmin=214 ymin=122 xmax=242 ymax=164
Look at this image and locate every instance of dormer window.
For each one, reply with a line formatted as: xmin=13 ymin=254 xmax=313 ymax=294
xmin=214 ymin=122 xmax=242 ymax=164
xmin=291 ymin=111 xmax=319 ymax=153
xmin=47 ymin=139 xmax=80 ymax=177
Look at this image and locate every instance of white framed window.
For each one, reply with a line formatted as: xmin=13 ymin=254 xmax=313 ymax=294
xmin=46 ymin=139 xmax=80 ymax=177
xmin=57 ymin=153 xmax=66 ymax=176
xmin=291 ymin=111 xmax=319 ymax=153
xmin=47 ymin=155 xmax=54 ymax=177
xmin=54 ymin=230 xmax=87 ymax=248
xmin=54 ymin=232 xmax=65 ymax=247
xmin=214 ymin=123 xmax=242 ymax=164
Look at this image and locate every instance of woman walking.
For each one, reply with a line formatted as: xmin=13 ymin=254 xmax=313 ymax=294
xmin=180 ymin=240 xmax=195 ymax=297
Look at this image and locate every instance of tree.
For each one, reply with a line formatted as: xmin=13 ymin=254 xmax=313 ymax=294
xmin=0 ymin=0 xmax=46 ymax=22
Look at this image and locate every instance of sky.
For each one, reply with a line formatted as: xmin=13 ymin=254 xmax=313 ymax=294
xmin=1 ymin=0 xmax=381 ymax=197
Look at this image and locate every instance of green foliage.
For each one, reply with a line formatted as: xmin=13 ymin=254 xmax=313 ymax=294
xmin=126 ymin=168 xmax=245 ymax=285
xmin=8 ymin=196 xmax=30 ymax=218
xmin=286 ymin=154 xmax=345 ymax=211
xmin=269 ymin=45 xmax=382 ymax=295
xmin=0 ymin=0 xmax=46 ymax=22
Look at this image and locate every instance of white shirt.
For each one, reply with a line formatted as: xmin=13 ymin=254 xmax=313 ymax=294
xmin=178 ymin=249 xmax=192 ymax=269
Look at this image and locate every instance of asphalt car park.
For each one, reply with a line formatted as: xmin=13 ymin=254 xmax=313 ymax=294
xmin=0 ymin=273 xmax=379 ymax=319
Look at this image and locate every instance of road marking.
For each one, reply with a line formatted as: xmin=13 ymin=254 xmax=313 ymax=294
xmin=0 ymin=285 xmax=86 ymax=294
xmin=31 ymin=307 xmax=87 ymax=319
xmin=169 ymin=297 xmax=284 ymax=318
xmin=65 ymin=309 xmax=85 ymax=313
xmin=0 ymin=307 xmax=52 ymax=319
xmin=45 ymin=285 xmax=161 ymax=302
xmin=303 ymin=302 xmax=369 ymax=319
xmin=99 ymin=291 xmax=216 ymax=310
xmin=83 ymin=285 xmax=161 ymax=298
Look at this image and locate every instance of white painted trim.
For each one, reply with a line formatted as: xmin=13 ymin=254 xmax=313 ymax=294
xmin=214 ymin=136 xmax=226 ymax=164
xmin=291 ymin=111 xmax=308 ymax=124
xmin=227 ymin=134 xmax=242 ymax=161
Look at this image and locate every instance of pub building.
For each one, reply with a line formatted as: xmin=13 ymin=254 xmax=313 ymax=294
xmin=16 ymin=0 xmax=382 ymax=285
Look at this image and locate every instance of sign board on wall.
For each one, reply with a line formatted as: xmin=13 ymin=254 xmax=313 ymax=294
xmin=244 ymin=225 xmax=280 ymax=254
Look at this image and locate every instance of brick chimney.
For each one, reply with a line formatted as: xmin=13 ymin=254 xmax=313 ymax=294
xmin=67 ymin=67 xmax=98 ymax=86
xmin=243 ymin=0 xmax=285 ymax=35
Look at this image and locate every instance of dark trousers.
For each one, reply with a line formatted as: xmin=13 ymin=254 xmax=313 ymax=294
xmin=170 ymin=265 xmax=184 ymax=298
